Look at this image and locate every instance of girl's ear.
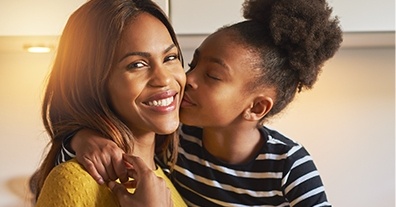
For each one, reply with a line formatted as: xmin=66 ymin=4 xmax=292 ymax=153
xmin=243 ymin=95 xmax=273 ymax=121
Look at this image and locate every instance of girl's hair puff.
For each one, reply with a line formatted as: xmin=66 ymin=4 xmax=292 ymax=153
xmin=222 ymin=0 xmax=342 ymax=120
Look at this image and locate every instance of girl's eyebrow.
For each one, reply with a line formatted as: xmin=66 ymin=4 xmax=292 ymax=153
xmin=194 ymin=49 xmax=231 ymax=72
xmin=119 ymin=44 xmax=176 ymax=62
xmin=208 ymin=57 xmax=230 ymax=71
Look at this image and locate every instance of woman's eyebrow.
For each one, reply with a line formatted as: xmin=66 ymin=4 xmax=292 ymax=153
xmin=163 ymin=44 xmax=176 ymax=54
xmin=119 ymin=51 xmax=150 ymax=62
xmin=119 ymin=44 xmax=176 ymax=62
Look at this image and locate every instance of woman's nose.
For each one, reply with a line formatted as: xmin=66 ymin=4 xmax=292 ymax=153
xmin=149 ymin=66 xmax=172 ymax=87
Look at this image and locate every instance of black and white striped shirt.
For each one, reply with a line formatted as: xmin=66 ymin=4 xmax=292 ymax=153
xmin=172 ymin=125 xmax=330 ymax=207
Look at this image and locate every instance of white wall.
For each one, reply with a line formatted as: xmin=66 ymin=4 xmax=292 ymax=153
xmin=0 ymin=50 xmax=55 ymax=207
xmin=268 ymin=47 xmax=395 ymax=206
xmin=0 ymin=37 xmax=394 ymax=207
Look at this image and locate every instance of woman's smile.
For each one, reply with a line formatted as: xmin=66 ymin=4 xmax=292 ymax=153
xmin=144 ymin=90 xmax=178 ymax=112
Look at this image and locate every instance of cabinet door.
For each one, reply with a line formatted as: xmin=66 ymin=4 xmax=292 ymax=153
xmin=330 ymin=0 xmax=394 ymax=32
xmin=154 ymin=0 xmax=169 ymax=16
xmin=0 ymin=0 xmax=86 ymax=36
xmin=0 ymin=0 xmax=169 ymax=36
xmin=170 ymin=0 xmax=245 ymax=34
xmin=170 ymin=0 xmax=395 ymax=34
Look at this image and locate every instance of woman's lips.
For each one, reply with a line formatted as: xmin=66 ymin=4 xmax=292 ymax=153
xmin=144 ymin=90 xmax=178 ymax=112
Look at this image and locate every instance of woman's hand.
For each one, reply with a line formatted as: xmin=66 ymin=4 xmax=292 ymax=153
xmin=71 ymin=129 xmax=128 ymax=184
xmin=108 ymin=155 xmax=173 ymax=207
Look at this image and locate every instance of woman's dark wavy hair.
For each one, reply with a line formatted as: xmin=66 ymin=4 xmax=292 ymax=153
xmin=219 ymin=0 xmax=342 ymax=123
xmin=29 ymin=0 xmax=182 ymax=201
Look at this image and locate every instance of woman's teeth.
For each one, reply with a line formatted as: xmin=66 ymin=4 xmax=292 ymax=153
xmin=148 ymin=96 xmax=174 ymax=107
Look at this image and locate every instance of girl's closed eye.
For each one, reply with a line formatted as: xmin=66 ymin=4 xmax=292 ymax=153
xmin=206 ymin=73 xmax=221 ymax=81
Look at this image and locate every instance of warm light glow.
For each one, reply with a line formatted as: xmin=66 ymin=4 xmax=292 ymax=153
xmin=26 ymin=46 xmax=51 ymax=53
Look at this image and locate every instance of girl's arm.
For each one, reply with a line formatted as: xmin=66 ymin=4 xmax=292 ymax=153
xmin=59 ymin=129 xmax=128 ymax=184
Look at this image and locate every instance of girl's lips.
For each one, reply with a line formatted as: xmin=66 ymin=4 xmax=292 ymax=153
xmin=181 ymin=94 xmax=195 ymax=107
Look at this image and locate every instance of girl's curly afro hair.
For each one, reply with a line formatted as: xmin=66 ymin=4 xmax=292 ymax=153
xmin=218 ymin=0 xmax=342 ymax=119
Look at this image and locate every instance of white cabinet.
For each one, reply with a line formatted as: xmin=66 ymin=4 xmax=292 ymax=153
xmin=170 ymin=0 xmax=245 ymax=34
xmin=170 ymin=0 xmax=395 ymax=34
xmin=0 ymin=0 xmax=169 ymax=36
xmin=329 ymin=0 xmax=395 ymax=32
xmin=1 ymin=0 xmax=393 ymax=36
xmin=0 ymin=0 xmax=86 ymax=36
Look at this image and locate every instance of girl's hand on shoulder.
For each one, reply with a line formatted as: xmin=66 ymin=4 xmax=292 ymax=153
xmin=108 ymin=155 xmax=173 ymax=207
xmin=71 ymin=129 xmax=128 ymax=184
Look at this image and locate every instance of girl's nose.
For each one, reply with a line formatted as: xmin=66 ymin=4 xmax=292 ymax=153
xmin=185 ymin=70 xmax=198 ymax=89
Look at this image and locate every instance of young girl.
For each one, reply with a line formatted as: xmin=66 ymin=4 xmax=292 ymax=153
xmin=29 ymin=0 xmax=187 ymax=206
xmin=59 ymin=0 xmax=342 ymax=206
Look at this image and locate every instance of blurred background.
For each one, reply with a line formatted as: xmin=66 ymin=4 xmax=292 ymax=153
xmin=0 ymin=0 xmax=394 ymax=206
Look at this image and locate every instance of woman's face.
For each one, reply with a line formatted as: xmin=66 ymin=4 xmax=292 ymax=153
xmin=108 ymin=12 xmax=185 ymax=137
xmin=180 ymin=31 xmax=258 ymax=128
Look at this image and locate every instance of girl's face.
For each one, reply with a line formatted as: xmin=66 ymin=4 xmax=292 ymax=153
xmin=180 ymin=31 xmax=258 ymax=128
xmin=108 ymin=12 xmax=185 ymax=137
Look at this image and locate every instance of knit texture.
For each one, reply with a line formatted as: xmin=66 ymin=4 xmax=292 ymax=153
xmin=36 ymin=159 xmax=186 ymax=206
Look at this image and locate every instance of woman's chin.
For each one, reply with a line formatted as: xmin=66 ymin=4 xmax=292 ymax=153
xmin=155 ymin=123 xmax=180 ymax=135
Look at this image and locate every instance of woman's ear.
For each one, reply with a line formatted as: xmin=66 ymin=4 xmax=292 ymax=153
xmin=243 ymin=95 xmax=273 ymax=121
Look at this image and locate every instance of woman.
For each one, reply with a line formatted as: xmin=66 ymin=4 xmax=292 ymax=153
xmin=29 ymin=0 xmax=186 ymax=206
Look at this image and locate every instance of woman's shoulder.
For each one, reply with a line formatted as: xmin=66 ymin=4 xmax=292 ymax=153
xmin=46 ymin=159 xmax=110 ymax=194
xmin=49 ymin=159 xmax=93 ymax=181
xmin=36 ymin=159 xmax=117 ymax=206
xmin=52 ymin=158 xmax=83 ymax=170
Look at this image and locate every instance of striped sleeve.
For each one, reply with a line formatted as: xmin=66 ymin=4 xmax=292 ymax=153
xmin=280 ymin=144 xmax=330 ymax=207
xmin=55 ymin=133 xmax=77 ymax=165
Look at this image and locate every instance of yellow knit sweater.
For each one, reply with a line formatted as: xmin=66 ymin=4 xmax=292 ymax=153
xmin=36 ymin=159 xmax=186 ymax=207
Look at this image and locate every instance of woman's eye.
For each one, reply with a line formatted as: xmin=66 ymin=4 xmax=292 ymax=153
xmin=127 ymin=61 xmax=146 ymax=70
xmin=165 ymin=54 xmax=178 ymax=62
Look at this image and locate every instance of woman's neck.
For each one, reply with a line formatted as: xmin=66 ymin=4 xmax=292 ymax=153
xmin=202 ymin=125 xmax=263 ymax=165
xmin=130 ymin=132 xmax=157 ymax=171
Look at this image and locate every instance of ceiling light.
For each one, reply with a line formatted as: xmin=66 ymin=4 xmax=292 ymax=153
xmin=24 ymin=45 xmax=53 ymax=53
